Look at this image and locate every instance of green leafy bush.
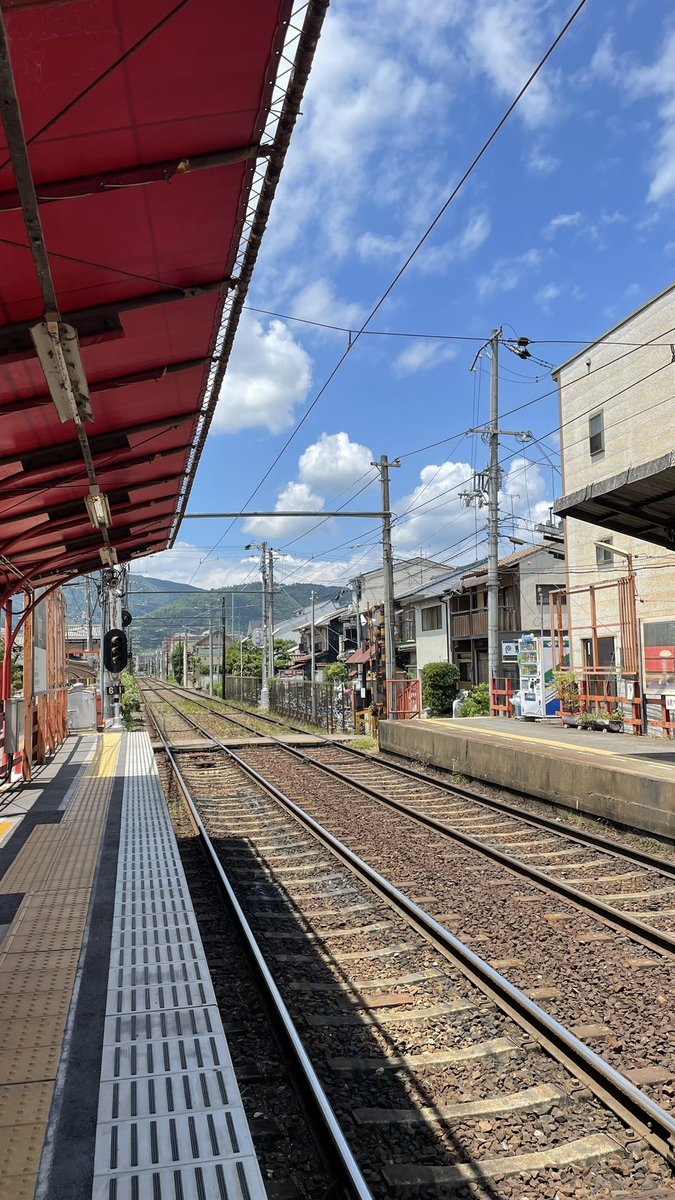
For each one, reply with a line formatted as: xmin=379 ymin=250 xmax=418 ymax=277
xmin=421 ymin=662 xmax=460 ymax=716
xmin=324 ymin=662 xmax=348 ymax=683
xmin=461 ymin=682 xmax=491 ymax=717
xmin=121 ymin=670 xmax=141 ymax=727
xmin=553 ymin=668 xmax=579 ymax=713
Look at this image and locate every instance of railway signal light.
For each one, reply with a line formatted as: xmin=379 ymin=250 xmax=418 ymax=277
xmin=104 ymin=628 xmax=128 ymax=674
xmin=121 ymin=608 xmax=132 ymax=627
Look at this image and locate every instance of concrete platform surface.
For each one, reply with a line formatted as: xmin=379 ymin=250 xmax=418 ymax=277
xmin=0 ymin=731 xmax=267 ymax=1200
xmin=379 ymin=716 xmax=675 ymax=841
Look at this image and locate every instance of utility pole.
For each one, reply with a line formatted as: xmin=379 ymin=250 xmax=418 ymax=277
xmin=183 ymin=626 xmax=189 ymax=689
xmin=208 ymin=603 xmax=214 ymax=696
xmin=268 ymin=547 xmax=275 ymax=682
xmin=85 ymin=574 xmax=93 ymax=653
xmin=98 ymin=571 xmax=106 ymax=725
xmin=221 ymin=594 xmax=227 ymax=699
xmin=487 ymin=329 xmax=500 ymax=689
xmin=260 ymin=542 xmax=269 ymax=707
xmin=373 ymin=454 xmax=400 ymax=716
xmin=310 ymin=589 xmax=317 ymax=723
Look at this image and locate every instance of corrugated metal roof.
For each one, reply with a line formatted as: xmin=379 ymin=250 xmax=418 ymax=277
xmin=554 ymin=451 xmax=675 ymax=550
xmin=0 ymin=2 xmax=318 ymax=597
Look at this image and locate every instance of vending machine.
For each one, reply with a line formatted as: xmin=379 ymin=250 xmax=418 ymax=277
xmin=516 ymin=634 xmax=569 ymax=719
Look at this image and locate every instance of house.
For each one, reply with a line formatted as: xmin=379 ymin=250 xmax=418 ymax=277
xmin=291 ymin=603 xmax=353 ymax=678
xmin=553 ymin=282 xmax=675 ymax=731
xmin=397 ymin=542 xmax=566 ymax=686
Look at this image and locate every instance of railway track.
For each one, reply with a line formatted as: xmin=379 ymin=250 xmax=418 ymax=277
xmin=142 ymin=682 xmax=675 ymax=1196
xmin=140 ymin=682 xmax=675 ymax=1108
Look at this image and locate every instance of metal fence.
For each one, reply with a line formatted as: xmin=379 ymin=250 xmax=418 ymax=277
xmin=221 ymin=675 xmax=263 ymax=705
xmin=269 ymin=679 xmax=354 ymax=733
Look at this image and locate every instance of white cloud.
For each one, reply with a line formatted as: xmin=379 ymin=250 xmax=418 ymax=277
xmin=393 ymin=341 xmax=458 ymax=376
xmin=535 ymin=282 xmax=561 ymax=310
xmin=298 ymin=432 xmax=374 ymax=492
xmin=502 ymin=456 xmax=553 ymax=527
xmin=244 ymin=481 xmax=325 ymax=539
xmin=393 ymin=459 xmax=478 ymax=554
xmin=290 ymin=279 xmax=365 ymax=332
xmin=476 ymin=248 xmax=541 ymax=299
xmin=130 ymin=541 xmax=378 ymax=591
xmin=525 ymin=140 xmax=560 ymax=174
xmin=213 ymin=314 xmax=312 ymax=435
xmin=543 ymin=211 xmax=583 ymax=238
xmin=239 ymin=432 xmax=375 ymax=540
xmin=467 ymin=0 xmax=556 ymax=128
xmin=627 ymin=30 xmax=675 ymax=202
xmin=543 ymin=209 xmax=626 ymax=246
xmin=264 ymin=8 xmax=450 ymax=263
xmin=356 ymin=230 xmax=407 ymax=263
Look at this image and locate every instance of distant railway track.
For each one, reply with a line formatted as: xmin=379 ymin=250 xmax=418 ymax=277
xmin=142 ymin=680 xmax=675 ymax=953
xmin=142 ymin=681 xmax=675 ymax=1193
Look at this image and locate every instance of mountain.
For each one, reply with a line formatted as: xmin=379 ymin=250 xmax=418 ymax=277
xmin=63 ymin=574 xmax=342 ymax=651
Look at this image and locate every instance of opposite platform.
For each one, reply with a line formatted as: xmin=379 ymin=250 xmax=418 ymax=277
xmin=0 ymin=731 xmax=268 ymax=1200
xmin=379 ymin=715 xmax=675 ymax=841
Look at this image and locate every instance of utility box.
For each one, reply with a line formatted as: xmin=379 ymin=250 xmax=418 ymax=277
xmin=68 ymin=684 xmax=97 ymax=730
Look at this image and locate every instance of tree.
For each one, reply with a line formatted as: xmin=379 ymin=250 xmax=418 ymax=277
xmin=274 ymin=638 xmax=295 ymax=670
xmin=226 ymin=640 xmax=262 ymax=677
xmin=0 ymin=636 xmax=23 ymax=693
xmin=324 ymin=662 xmax=348 ymax=683
xmin=171 ymin=644 xmax=184 ymax=684
xmin=421 ymin=661 xmax=460 ymax=716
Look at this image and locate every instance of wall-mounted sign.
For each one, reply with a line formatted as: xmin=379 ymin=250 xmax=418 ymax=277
xmin=501 ymin=641 xmax=518 ymax=661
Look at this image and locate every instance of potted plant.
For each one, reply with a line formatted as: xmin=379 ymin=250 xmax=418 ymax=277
xmin=554 ymin=669 xmax=580 ymax=728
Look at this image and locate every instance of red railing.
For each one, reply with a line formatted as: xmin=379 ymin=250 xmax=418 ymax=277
xmin=491 ymin=677 xmax=515 ymax=718
xmin=386 ymin=678 xmax=422 ymax=719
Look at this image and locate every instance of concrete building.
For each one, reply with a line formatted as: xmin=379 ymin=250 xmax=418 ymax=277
xmin=398 ymin=543 xmax=566 ymax=685
xmin=553 ymin=282 xmax=675 ymax=730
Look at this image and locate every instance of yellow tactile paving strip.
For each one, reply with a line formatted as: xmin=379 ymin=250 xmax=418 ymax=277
xmin=0 ymin=734 xmax=121 ymax=1200
xmin=0 ymin=819 xmax=17 ymax=847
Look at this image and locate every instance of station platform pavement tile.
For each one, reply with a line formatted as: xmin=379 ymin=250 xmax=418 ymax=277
xmin=0 ymin=730 xmax=268 ymax=1200
xmin=0 ymin=734 xmax=117 ymax=1200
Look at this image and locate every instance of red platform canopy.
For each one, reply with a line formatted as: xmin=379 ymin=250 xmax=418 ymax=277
xmin=0 ymin=0 xmax=325 ymax=600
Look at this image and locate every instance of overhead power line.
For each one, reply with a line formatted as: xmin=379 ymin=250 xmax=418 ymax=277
xmin=187 ymin=0 xmax=590 ymax=583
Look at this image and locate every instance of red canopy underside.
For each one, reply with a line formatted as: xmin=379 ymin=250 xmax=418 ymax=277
xmin=0 ymin=0 xmax=291 ymax=595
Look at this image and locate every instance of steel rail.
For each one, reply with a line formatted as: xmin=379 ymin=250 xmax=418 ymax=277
xmin=143 ymin=682 xmax=675 ymax=958
xmin=145 ymin=701 xmax=375 ymax=1200
xmin=153 ymin=678 xmax=675 ymax=878
xmin=142 ymin=686 xmax=675 ymax=1168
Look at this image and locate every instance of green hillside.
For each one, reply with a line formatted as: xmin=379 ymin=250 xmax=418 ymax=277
xmin=63 ymin=574 xmax=341 ymax=651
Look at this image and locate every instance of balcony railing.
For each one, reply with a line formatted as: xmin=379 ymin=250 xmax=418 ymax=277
xmin=451 ymin=607 xmax=518 ymax=638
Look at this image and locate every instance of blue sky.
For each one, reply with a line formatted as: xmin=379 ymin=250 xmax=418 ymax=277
xmin=136 ymin=0 xmax=675 ymax=595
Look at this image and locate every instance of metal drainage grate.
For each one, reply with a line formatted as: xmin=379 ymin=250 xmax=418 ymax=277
xmin=92 ymin=733 xmax=267 ymax=1199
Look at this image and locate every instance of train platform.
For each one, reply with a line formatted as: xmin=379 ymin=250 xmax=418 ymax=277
xmin=379 ymin=714 xmax=675 ymax=842
xmin=0 ymin=731 xmax=266 ymax=1200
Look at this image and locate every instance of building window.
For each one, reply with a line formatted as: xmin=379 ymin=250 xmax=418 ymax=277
xmin=421 ymin=604 xmax=443 ymax=631
xmin=589 ymin=410 xmax=604 ymax=456
xmin=535 ymin=583 xmax=558 ymax=604
xmin=596 ymin=537 xmax=614 ymax=567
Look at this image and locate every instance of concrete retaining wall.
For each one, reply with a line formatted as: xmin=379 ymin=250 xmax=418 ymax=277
xmin=379 ymin=719 xmax=675 ymax=842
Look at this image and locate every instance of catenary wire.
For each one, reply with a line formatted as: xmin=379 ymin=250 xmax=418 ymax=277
xmin=185 ymin=0 xmax=590 ymax=582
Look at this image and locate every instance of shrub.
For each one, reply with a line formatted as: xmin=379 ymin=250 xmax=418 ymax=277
xmin=553 ymin=668 xmax=579 ymax=713
xmin=324 ymin=662 xmax=348 ymax=683
xmin=461 ymin=682 xmax=491 ymax=717
xmin=120 ymin=670 xmax=141 ymax=727
xmin=421 ymin=661 xmax=460 ymax=716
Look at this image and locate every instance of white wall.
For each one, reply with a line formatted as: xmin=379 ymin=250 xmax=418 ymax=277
xmin=557 ymin=285 xmax=675 ymax=672
xmin=414 ymin=601 xmax=448 ymax=677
